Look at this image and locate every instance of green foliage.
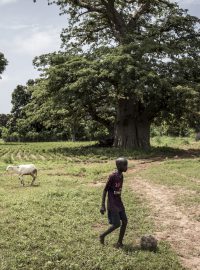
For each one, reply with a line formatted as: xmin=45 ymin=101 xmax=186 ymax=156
xmin=33 ymin=42 xmax=200 ymax=143
xmin=47 ymin=0 xmax=199 ymax=51
xmin=0 ymin=52 xmax=7 ymax=77
xmin=7 ymin=84 xmax=32 ymax=137
xmin=151 ymin=120 xmax=193 ymax=137
xmin=11 ymin=85 xmax=31 ymax=116
xmin=0 ymin=114 xmax=10 ymax=138
xmin=18 ymin=1 xmax=197 ymax=149
xmin=1 ymin=127 xmax=10 ymax=142
xmin=31 ymin=0 xmax=200 ymax=148
xmin=0 ymin=114 xmax=10 ymax=127
xmin=5 ymin=76 xmax=111 ymax=142
xmin=36 ymin=52 xmax=115 ymax=132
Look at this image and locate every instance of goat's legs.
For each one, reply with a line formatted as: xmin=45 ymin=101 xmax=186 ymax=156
xmin=19 ymin=175 xmax=25 ymax=186
xmin=30 ymin=174 xmax=36 ymax=186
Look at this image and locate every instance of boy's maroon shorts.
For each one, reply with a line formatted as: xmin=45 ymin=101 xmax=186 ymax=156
xmin=108 ymin=210 xmax=127 ymax=227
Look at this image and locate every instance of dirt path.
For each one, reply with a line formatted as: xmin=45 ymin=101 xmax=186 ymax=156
xmin=128 ymin=160 xmax=200 ymax=270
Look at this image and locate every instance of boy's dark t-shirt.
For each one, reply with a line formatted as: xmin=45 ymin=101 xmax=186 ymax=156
xmin=105 ymin=171 xmax=124 ymax=212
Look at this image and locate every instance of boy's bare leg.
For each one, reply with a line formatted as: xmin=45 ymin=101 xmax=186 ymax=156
xmin=116 ymin=211 xmax=128 ymax=247
xmin=116 ymin=220 xmax=127 ymax=247
xmin=100 ymin=223 xmax=120 ymax=245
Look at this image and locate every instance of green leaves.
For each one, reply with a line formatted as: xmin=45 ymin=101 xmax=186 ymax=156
xmin=0 ymin=52 xmax=8 ymax=78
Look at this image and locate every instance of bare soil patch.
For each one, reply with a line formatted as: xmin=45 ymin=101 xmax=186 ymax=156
xmin=92 ymin=222 xmax=106 ymax=232
xmin=88 ymin=181 xmax=105 ymax=187
xmin=128 ymin=161 xmax=200 ymax=270
xmin=47 ymin=172 xmax=86 ymax=177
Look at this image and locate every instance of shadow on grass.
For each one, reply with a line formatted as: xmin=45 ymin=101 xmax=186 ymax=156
xmin=47 ymin=144 xmax=200 ymax=161
xmin=30 ymin=183 xmax=40 ymax=187
xmin=122 ymin=244 xmax=158 ymax=254
xmin=122 ymin=244 xmax=141 ymax=253
xmin=14 ymin=184 xmax=40 ymax=189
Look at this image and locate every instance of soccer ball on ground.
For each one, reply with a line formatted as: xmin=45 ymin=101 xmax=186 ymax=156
xmin=140 ymin=235 xmax=158 ymax=252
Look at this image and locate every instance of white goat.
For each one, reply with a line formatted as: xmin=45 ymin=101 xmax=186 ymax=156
xmin=6 ymin=164 xmax=37 ymax=186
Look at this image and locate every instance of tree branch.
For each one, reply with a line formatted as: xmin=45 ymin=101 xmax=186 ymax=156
xmin=85 ymin=103 xmax=113 ymax=131
xmin=73 ymin=0 xmax=104 ymax=12
xmin=128 ymin=1 xmax=151 ymax=28
xmin=101 ymin=0 xmax=127 ymax=40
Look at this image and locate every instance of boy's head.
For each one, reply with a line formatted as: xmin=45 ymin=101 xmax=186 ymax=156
xmin=116 ymin=157 xmax=128 ymax=172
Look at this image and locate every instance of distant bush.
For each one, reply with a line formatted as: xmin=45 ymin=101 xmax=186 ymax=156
xmin=1 ymin=127 xmax=9 ymax=141
xmin=1 ymin=129 xmax=69 ymax=142
xmin=151 ymin=122 xmax=193 ymax=137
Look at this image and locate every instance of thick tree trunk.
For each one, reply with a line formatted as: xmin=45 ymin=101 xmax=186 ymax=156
xmin=114 ymin=99 xmax=150 ymax=149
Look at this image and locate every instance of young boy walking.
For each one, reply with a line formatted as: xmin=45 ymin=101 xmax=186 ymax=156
xmin=100 ymin=157 xmax=128 ymax=248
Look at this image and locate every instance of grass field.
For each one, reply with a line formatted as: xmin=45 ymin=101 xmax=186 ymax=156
xmin=0 ymin=138 xmax=199 ymax=270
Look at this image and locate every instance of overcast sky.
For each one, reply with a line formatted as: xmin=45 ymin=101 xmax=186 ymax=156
xmin=0 ymin=0 xmax=200 ymax=114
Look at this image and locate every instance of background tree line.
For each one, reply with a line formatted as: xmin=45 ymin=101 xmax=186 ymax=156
xmin=1 ymin=0 xmax=200 ymax=147
xmin=1 ymin=78 xmax=110 ymax=142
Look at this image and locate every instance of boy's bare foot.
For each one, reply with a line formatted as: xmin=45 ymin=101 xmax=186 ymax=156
xmin=99 ymin=235 xmax=105 ymax=245
xmin=114 ymin=242 xmax=123 ymax=249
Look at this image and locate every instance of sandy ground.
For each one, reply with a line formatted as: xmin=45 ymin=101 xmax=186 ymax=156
xmin=128 ymin=160 xmax=200 ymax=270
